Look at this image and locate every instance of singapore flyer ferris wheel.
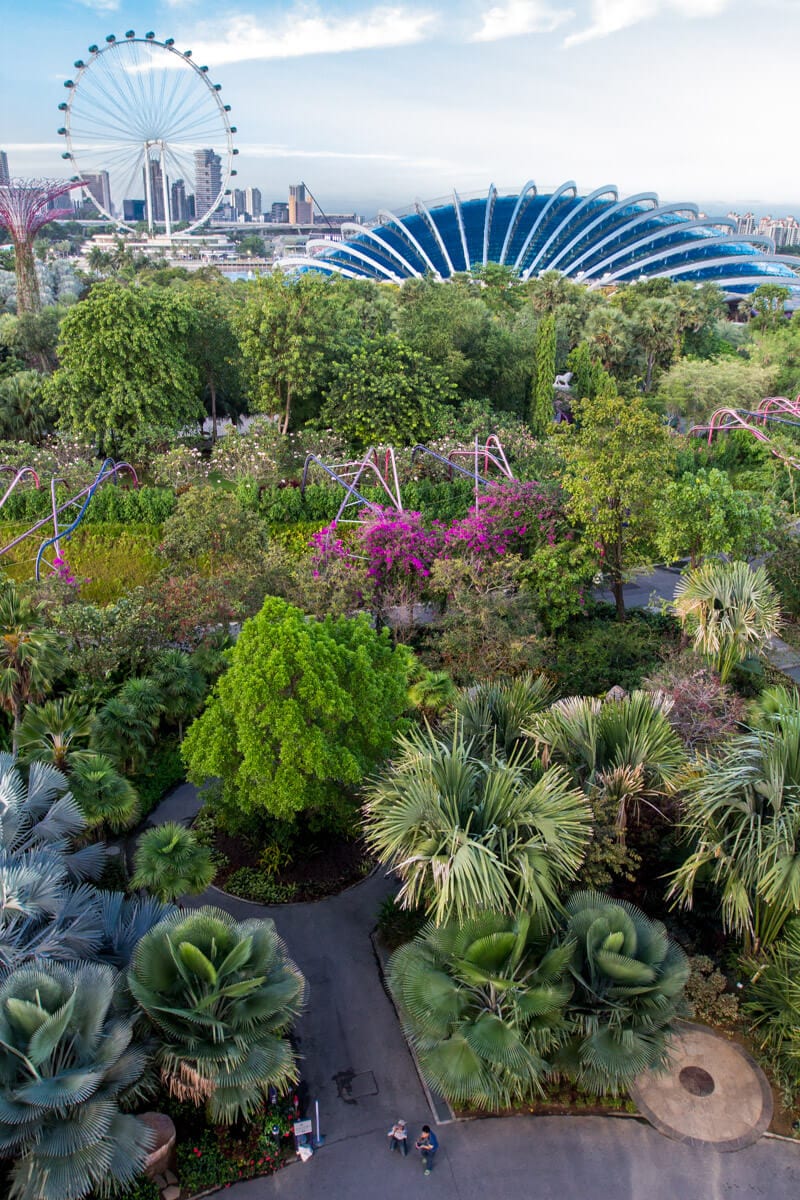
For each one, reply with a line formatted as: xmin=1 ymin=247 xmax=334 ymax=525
xmin=58 ymin=32 xmax=238 ymax=236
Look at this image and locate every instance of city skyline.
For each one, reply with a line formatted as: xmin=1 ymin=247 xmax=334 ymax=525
xmin=2 ymin=0 xmax=799 ymax=219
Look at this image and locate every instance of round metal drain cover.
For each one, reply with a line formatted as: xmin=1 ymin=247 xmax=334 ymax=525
xmin=679 ymin=1065 xmax=715 ymax=1096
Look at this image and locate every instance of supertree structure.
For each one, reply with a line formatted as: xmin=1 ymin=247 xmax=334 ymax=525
xmin=0 ymin=179 xmax=77 ymax=313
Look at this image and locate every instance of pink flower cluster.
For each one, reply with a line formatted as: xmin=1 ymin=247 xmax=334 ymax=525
xmin=51 ymin=554 xmax=79 ymax=588
xmin=312 ymin=481 xmax=564 ymax=603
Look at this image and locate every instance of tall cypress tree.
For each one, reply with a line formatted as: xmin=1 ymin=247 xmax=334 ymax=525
xmin=530 ymin=314 xmax=556 ymax=437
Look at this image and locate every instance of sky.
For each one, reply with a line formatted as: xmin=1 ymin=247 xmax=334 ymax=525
xmin=2 ymin=0 xmax=799 ymax=218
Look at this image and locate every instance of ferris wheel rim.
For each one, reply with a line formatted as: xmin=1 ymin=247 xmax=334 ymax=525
xmin=60 ymin=35 xmax=235 ymax=236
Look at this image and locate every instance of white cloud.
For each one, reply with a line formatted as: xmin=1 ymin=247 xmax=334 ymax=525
xmin=565 ymin=0 xmax=729 ymax=44
xmin=74 ymin=0 xmax=120 ymax=12
xmin=187 ymin=5 xmax=439 ymax=65
xmin=472 ymin=0 xmax=574 ymax=41
xmin=240 ymin=143 xmax=461 ymax=168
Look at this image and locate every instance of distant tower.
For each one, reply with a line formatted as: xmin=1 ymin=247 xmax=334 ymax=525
xmin=171 ymin=179 xmax=188 ymax=223
xmin=0 ymin=152 xmax=9 ymax=187
xmin=245 ymin=187 xmax=262 ymax=219
xmin=194 ymin=149 xmax=222 ymax=220
xmin=288 ymin=183 xmax=313 ymax=224
xmin=233 ymin=188 xmax=246 ymax=217
xmin=81 ymin=170 xmax=112 ymax=215
xmin=143 ymin=159 xmax=165 ymax=223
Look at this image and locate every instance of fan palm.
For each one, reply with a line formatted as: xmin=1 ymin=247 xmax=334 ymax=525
xmin=17 ymin=696 xmax=93 ymax=771
xmin=0 ymin=584 xmax=63 ymax=754
xmin=747 ymin=684 xmax=799 ymax=731
xmin=151 ymin=649 xmax=206 ymax=738
xmin=407 ymin=668 xmax=457 ymax=720
xmin=92 ymin=677 xmax=164 ymax=773
xmin=448 ymin=671 xmax=555 ymax=765
xmin=128 ymin=906 xmax=305 ymax=1123
xmin=363 ymin=725 xmax=592 ymax=926
xmin=527 ymin=691 xmax=686 ymax=835
xmin=131 ymin=822 xmax=215 ymax=902
xmin=69 ymin=752 xmax=140 ymax=835
xmin=0 ymin=960 xmax=152 ymax=1200
xmin=673 ymin=560 xmax=781 ymax=683
xmin=388 ymin=911 xmax=573 ymax=1109
xmin=743 ymin=918 xmax=800 ymax=1103
xmin=557 ymin=891 xmax=689 ymax=1094
xmin=669 ymin=714 xmax=800 ymax=951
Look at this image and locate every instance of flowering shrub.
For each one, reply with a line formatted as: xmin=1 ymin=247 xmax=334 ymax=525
xmin=151 ymin=445 xmax=210 ymax=489
xmin=50 ymin=553 xmax=79 ymax=588
xmin=175 ymin=1106 xmax=297 ymax=1192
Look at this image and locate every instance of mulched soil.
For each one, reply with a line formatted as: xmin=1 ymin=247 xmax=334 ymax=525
xmin=213 ymin=826 xmax=372 ymax=902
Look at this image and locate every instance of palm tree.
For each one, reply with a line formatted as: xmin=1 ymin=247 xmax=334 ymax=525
xmin=0 ymin=584 xmax=63 ymax=754
xmin=151 ymin=649 xmax=206 ymax=738
xmin=557 ymin=891 xmax=689 ymax=1094
xmin=527 ymin=691 xmax=686 ymax=836
xmin=669 ymin=715 xmax=800 ymax=951
xmin=407 ymin=668 xmax=457 ymax=721
xmin=131 ymin=822 xmax=215 ymax=902
xmin=388 ymin=911 xmax=573 ymax=1109
xmin=747 ymin=684 xmax=799 ymax=731
xmin=92 ymin=676 xmax=164 ymax=773
xmin=128 ymin=907 xmax=306 ymax=1123
xmin=448 ymin=671 xmax=555 ymax=765
xmin=743 ymin=918 xmax=800 ymax=1102
xmin=0 ymin=960 xmax=152 ymax=1200
xmin=18 ymin=696 xmax=92 ymax=771
xmin=673 ymin=560 xmax=781 ymax=684
xmin=363 ymin=725 xmax=592 ymax=926
xmin=69 ymin=752 xmax=140 ymax=835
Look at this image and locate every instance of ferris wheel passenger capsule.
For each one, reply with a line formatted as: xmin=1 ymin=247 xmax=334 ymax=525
xmin=125 ymin=30 xmax=135 ymax=38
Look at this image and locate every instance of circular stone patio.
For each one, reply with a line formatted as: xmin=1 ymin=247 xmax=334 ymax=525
xmin=629 ymin=1021 xmax=773 ymax=1151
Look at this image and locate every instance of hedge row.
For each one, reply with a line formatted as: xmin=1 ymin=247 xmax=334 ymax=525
xmin=0 ymin=484 xmax=176 ymax=525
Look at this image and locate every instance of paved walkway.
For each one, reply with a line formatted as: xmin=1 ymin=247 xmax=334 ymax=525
xmin=630 ymin=1022 xmax=773 ymax=1150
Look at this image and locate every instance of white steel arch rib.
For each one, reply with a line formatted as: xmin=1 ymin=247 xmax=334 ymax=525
xmin=648 ymin=256 xmax=800 ymax=282
xmin=516 ymin=181 xmax=578 ymax=277
xmin=347 ymin=219 xmax=431 ymax=277
xmin=499 ymin=180 xmax=537 ymax=265
xmin=525 ymin=184 xmax=617 ymax=276
xmin=483 ymin=184 xmax=498 ymax=266
xmin=591 ymin=234 xmax=779 ymax=286
xmin=452 ymin=190 xmax=470 ymax=271
xmin=580 ymin=217 xmax=738 ymax=280
xmin=278 ymin=256 xmax=363 ymax=280
xmin=711 ymin=275 xmax=800 ymax=295
xmin=415 ymin=198 xmax=456 ymax=276
xmin=306 ymin=239 xmax=405 ymax=283
xmin=561 ymin=200 xmax=701 ymax=277
xmin=548 ymin=193 xmax=663 ymax=273
xmin=378 ymin=209 xmax=440 ymax=277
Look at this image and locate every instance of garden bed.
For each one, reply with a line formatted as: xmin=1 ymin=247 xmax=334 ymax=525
xmin=194 ymin=810 xmax=374 ymax=904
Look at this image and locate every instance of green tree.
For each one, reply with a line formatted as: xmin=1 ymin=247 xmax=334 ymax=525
xmin=743 ymin=918 xmax=800 ymax=1101
xmin=388 ymin=912 xmax=572 ymax=1109
xmin=320 ymin=335 xmax=455 ymax=449
xmin=92 ymin=676 xmax=164 ymax=773
xmin=48 ymin=281 xmax=202 ymax=449
xmin=669 ymin=715 xmax=800 ymax=951
xmin=182 ymin=282 xmax=243 ymax=440
xmin=562 ymin=391 xmax=675 ymax=618
xmin=556 ymin=892 xmax=689 ymax=1094
xmin=131 ymin=822 xmax=215 ymax=902
xmin=673 ymin=560 xmax=781 ymax=683
xmin=363 ymin=725 xmax=592 ymax=925
xmin=159 ymin=486 xmax=268 ymax=576
xmin=566 ymin=342 xmax=610 ymax=403
xmin=658 ymin=467 xmax=775 ymax=567
xmin=656 ymin=357 xmax=778 ymax=425
xmin=68 ymin=752 xmax=140 ymax=835
xmin=0 ymin=584 xmax=63 ymax=754
xmin=238 ymin=234 xmax=266 ymax=257
xmin=151 ymin=648 xmax=206 ymax=738
xmin=183 ymin=596 xmax=412 ymax=826
xmin=530 ymin=314 xmax=556 ymax=436
xmin=0 ymin=960 xmax=151 ymax=1200
xmin=750 ymin=283 xmax=790 ymax=331
xmin=128 ymin=907 xmax=305 ymax=1123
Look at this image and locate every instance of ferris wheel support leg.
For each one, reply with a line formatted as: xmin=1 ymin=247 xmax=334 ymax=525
xmin=143 ymin=143 xmax=155 ymax=236
xmin=159 ymin=142 xmax=172 ymax=239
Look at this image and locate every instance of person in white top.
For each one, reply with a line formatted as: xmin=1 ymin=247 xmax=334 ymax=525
xmin=387 ymin=1119 xmax=408 ymax=1156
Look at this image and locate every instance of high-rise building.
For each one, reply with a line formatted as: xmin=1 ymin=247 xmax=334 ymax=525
xmin=232 ymin=188 xmax=247 ymax=217
xmin=270 ymin=201 xmax=289 ymax=223
xmin=288 ymin=183 xmax=313 ymax=224
xmin=194 ymin=149 xmax=222 ymax=219
xmin=81 ymin=171 xmax=112 ymax=214
xmin=143 ymin=158 xmax=166 ymax=223
xmin=245 ymin=187 xmax=262 ymax=219
xmin=123 ymin=198 xmax=146 ymax=222
xmin=171 ymin=179 xmax=189 ymax=223
xmin=0 ymin=151 xmax=9 ymax=186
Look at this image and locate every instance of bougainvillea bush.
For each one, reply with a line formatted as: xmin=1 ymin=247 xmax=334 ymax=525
xmin=311 ymin=481 xmax=570 ymax=617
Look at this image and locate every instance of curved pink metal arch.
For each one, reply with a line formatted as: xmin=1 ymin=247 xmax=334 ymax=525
xmin=0 ymin=465 xmax=40 ymax=510
xmin=690 ymin=406 xmax=800 ymax=470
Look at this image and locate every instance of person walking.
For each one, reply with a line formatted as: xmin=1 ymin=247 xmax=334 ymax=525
xmin=415 ymin=1125 xmax=438 ymax=1175
xmin=387 ymin=1119 xmax=408 ymax=1156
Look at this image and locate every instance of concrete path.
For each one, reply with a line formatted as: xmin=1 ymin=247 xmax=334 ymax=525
xmin=227 ymin=1114 xmax=800 ymax=1200
xmin=141 ymin=781 xmax=203 ymax=829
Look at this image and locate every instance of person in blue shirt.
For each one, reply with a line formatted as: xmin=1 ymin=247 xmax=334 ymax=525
xmin=415 ymin=1125 xmax=439 ymax=1175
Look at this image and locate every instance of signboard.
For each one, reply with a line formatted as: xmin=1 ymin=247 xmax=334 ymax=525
xmin=293 ymin=1120 xmax=313 ymax=1136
